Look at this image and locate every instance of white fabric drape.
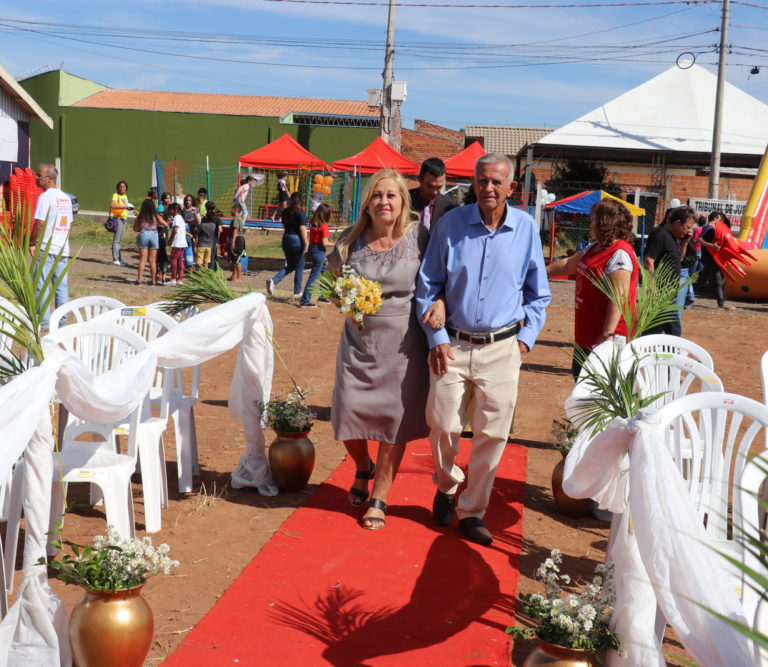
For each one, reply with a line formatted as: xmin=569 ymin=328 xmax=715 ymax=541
xmin=562 ymin=408 xmax=754 ymax=666
xmin=0 ymin=293 xmax=274 ymax=666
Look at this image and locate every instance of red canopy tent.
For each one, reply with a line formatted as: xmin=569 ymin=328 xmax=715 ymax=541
xmin=238 ymin=133 xmax=330 ymax=170
xmin=331 ymin=137 xmax=419 ymax=175
xmin=444 ymin=141 xmax=486 ymax=179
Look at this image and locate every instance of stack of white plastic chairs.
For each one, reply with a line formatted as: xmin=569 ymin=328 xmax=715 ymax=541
xmin=0 ymin=292 xmax=276 ymax=666
xmin=563 ymin=334 xmax=765 ymax=666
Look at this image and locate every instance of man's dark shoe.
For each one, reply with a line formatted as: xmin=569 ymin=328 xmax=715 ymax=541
xmin=458 ymin=517 xmax=493 ymax=546
xmin=432 ymin=490 xmax=455 ymax=526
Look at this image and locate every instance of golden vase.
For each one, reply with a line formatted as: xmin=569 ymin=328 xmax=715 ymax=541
xmin=268 ymin=430 xmax=315 ymax=492
xmin=523 ymin=639 xmax=603 ymax=666
xmin=69 ymin=585 xmax=154 ymax=667
xmin=551 ymin=456 xmax=592 ymax=518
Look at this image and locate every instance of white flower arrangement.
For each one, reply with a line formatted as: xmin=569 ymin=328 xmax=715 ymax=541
xmin=40 ymin=524 xmax=179 ymax=591
xmin=310 ymin=265 xmax=383 ymax=326
xmin=507 ymin=548 xmax=622 ymax=654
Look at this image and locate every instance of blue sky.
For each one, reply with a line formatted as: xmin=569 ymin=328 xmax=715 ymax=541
xmin=3 ymin=1 xmax=768 ymax=130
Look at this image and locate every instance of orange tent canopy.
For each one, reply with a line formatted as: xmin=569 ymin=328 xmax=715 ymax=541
xmin=239 ymin=133 xmax=330 ymax=170
xmin=331 ymin=137 xmax=419 ymax=175
xmin=444 ymin=141 xmax=486 ymax=179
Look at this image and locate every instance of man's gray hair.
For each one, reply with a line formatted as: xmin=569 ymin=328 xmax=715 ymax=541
xmin=474 ymin=153 xmax=515 ymax=185
xmin=41 ymin=164 xmax=58 ymax=179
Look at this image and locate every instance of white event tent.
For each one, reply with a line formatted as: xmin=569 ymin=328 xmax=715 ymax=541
xmin=535 ymin=63 xmax=768 ymax=161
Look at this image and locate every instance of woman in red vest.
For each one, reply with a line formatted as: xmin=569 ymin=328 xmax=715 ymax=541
xmin=547 ymin=198 xmax=639 ymax=380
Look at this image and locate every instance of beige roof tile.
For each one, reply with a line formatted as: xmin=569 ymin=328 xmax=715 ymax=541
xmin=464 ymin=125 xmax=550 ymax=156
xmin=72 ymin=89 xmax=378 ymax=118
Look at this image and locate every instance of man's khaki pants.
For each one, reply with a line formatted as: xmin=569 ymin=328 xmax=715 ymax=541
xmin=427 ymin=335 xmax=521 ymax=520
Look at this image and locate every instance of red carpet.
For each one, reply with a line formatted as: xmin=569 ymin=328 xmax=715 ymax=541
xmin=164 ymin=438 xmax=526 ymax=667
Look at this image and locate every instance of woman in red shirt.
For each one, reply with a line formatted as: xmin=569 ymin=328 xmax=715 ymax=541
xmin=299 ymin=204 xmax=333 ymax=307
xmin=547 ymin=198 xmax=639 ymax=379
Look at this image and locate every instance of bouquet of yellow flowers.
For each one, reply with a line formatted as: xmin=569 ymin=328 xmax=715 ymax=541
xmin=310 ymin=265 xmax=383 ymax=326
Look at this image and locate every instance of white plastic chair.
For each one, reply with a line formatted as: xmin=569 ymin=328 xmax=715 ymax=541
xmin=146 ymin=301 xmax=202 ymax=493
xmin=48 ymin=295 xmax=125 ymax=332
xmin=625 ymin=334 xmax=714 ymax=370
xmin=4 ymin=323 xmax=152 ymax=591
xmin=760 ymin=350 xmax=768 ymax=404
xmin=654 ymin=393 xmax=768 ymax=611
xmin=631 ymin=354 xmax=724 ymax=411
xmin=97 ymin=307 xmax=177 ymax=506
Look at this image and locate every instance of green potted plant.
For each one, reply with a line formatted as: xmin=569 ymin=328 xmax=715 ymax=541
xmin=570 ymin=262 xmax=688 ymax=437
xmin=39 ymin=525 xmax=179 ymax=667
xmin=258 ymin=387 xmax=316 ymax=492
xmin=508 ymin=549 xmax=623 ymax=665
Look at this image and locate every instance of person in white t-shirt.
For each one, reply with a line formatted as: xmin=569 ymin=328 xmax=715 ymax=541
xmin=167 ymin=202 xmax=187 ymax=285
xmin=30 ymin=164 xmax=73 ymax=329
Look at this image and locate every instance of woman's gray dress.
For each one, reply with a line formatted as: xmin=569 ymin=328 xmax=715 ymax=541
xmin=330 ymin=223 xmax=430 ymax=444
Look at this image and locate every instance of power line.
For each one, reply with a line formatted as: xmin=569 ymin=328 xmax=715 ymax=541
xmin=0 ymin=18 xmax=719 ymax=71
xmin=261 ymin=0 xmax=714 ymax=6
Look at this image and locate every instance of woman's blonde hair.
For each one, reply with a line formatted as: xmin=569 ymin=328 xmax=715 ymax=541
xmin=335 ymin=169 xmax=415 ymax=264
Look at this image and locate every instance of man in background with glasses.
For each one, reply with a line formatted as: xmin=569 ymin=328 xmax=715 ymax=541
xmin=30 ymin=164 xmax=72 ymax=330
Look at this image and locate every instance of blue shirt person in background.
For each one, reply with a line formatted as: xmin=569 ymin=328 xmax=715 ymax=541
xmin=416 ymin=152 xmax=551 ymax=546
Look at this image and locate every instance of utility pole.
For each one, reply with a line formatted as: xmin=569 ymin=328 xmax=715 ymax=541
xmin=709 ymin=0 xmax=730 ymax=199
xmin=380 ymin=0 xmax=396 ymax=145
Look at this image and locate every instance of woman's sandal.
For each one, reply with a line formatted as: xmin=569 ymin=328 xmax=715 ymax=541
xmin=361 ymin=498 xmax=387 ymax=531
xmin=348 ymin=460 xmax=375 ymax=506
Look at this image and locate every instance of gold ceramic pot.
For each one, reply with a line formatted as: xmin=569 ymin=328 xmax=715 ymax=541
xmin=551 ymin=456 xmax=591 ymax=518
xmin=268 ymin=430 xmax=315 ymax=492
xmin=523 ymin=639 xmax=603 ymax=666
xmin=69 ymin=585 xmax=153 ymax=667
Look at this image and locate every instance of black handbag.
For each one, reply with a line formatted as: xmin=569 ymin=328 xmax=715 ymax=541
xmin=104 ymin=216 xmax=119 ymax=233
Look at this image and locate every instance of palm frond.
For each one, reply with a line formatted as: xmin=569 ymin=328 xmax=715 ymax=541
xmin=0 ymin=195 xmax=76 ymax=374
xmin=570 ymin=345 xmax=666 ymax=437
xmin=160 ymin=266 xmax=237 ymax=316
xmin=586 ymin=261 xmax=695 ymax=340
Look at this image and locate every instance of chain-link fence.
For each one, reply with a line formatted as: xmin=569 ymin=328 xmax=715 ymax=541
xmin=154 ymin=159 xmax=357 ymax=226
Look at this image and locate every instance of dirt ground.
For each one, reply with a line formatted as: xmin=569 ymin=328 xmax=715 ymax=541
xmin=5 ymin=239 xmax=768 ymax=666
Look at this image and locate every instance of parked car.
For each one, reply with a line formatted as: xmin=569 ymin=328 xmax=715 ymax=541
xmin=65 ymin=192 xmax=79 ymax=216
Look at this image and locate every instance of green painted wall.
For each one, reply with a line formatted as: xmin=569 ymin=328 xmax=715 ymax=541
xmin=58 ymin=71 xmax=106 ymax=107
xmin=20 ymin=71 xmax=378 ymax=211
xmin=19 ymin=71 xmax=60 ymax=170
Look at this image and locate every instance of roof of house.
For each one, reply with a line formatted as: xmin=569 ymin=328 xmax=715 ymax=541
xmin=464 ymin=125 xmax=550 ymax=156
xmin=72 ymin=89 xmax=379 ymax=119
xmin=0 ymin=64 xmax=53 ymax=129
xmin=536 ymin=63 xmax=768 ymax=156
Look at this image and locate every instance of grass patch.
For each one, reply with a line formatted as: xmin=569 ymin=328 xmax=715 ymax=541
xmin=71 ymin=215 xmax=112 ymax=247
xmin=243 ymin=231 xmax=283 ymax=258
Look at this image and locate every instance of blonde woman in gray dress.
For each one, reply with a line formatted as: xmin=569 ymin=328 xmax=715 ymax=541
xmin=329 ymin=169 xmax=440 ymax=530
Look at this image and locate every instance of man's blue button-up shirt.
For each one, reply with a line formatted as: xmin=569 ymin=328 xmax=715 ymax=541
xmin=416 ymin=202 xmax=551 ymax=351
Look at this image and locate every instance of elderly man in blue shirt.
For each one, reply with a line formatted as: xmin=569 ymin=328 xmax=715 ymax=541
xmin=416 ymin=153 xmax=551 ymax=546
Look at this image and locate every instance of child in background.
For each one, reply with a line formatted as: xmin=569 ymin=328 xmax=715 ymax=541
xmin=300 ymin=203 xmax=333 ymax=307
xmin=228 ymin=202 xmax=246 ymax=283
xmin=271 ymin=171 xmax=290 ymax=221
xmin=234 ymin=175 xmax=255 ymax=222
xmin=167 ymin=202 xmax=187 ymax=285
xmin=156 ymin=192 xmax=172 ymax=285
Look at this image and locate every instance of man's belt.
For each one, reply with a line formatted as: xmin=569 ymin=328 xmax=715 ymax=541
xmin=445 ymin=323 xmax=520 ymax=346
